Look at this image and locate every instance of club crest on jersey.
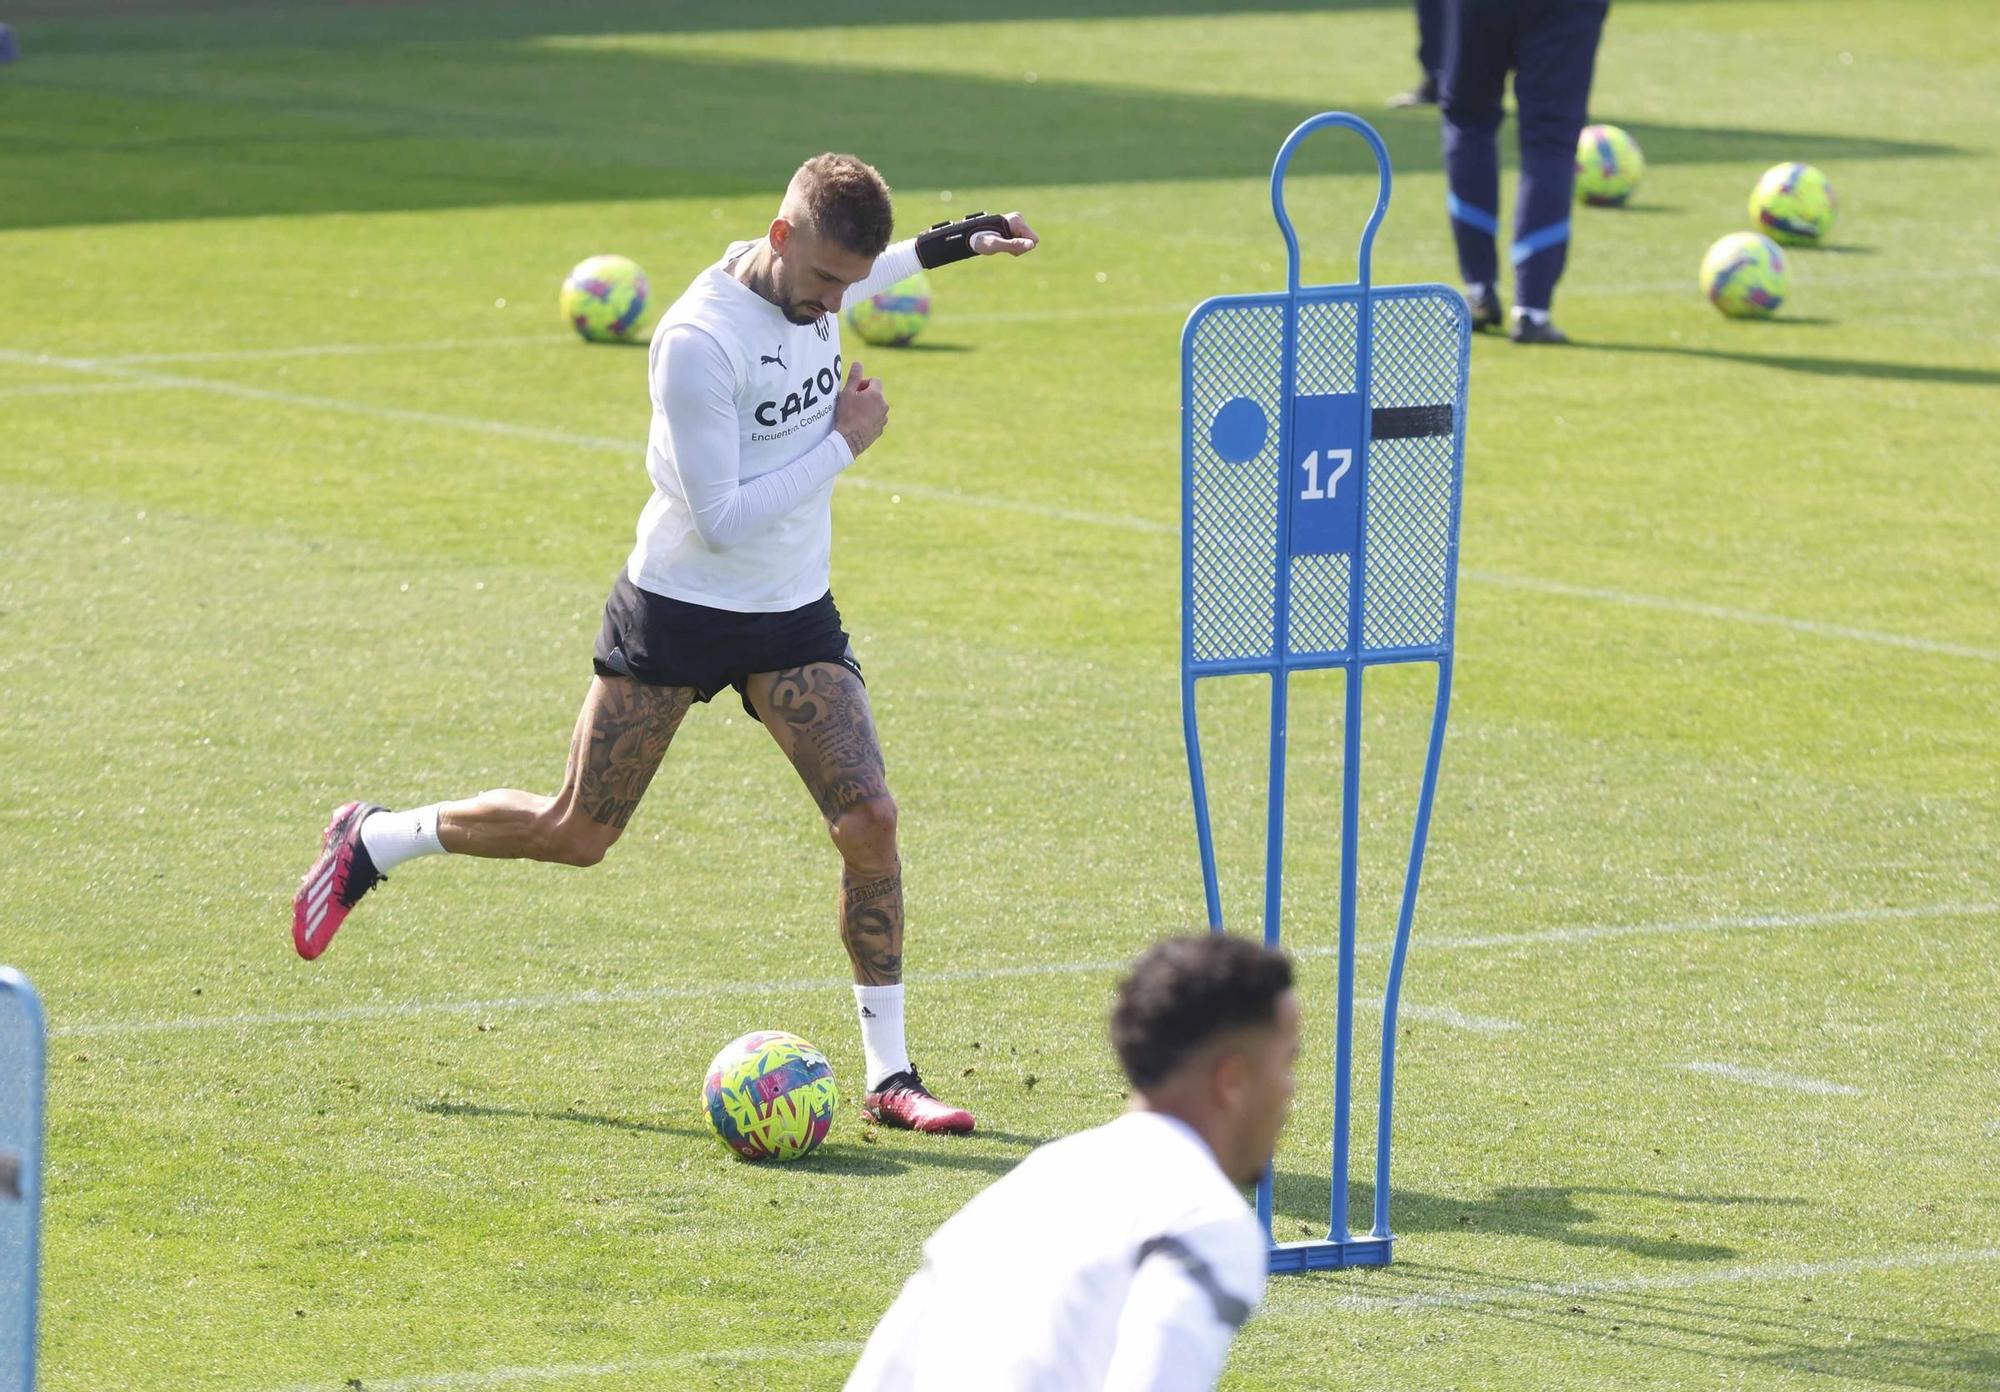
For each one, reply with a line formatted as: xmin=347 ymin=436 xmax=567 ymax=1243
xmin=754 ymin=354 xmax=843 ymax=428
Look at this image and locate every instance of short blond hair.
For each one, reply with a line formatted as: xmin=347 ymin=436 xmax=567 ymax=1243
xmin=784 ymin=153 xmax=895 ymax=258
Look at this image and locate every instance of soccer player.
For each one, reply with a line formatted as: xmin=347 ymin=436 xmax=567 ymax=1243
xmin=845 ymin=935 xmax=1298 ymax=1391
xmin=291 ymin=153 xmax=1038 ymax=1135
xmin=1440 ymin=0 xmax=1609 ymax=343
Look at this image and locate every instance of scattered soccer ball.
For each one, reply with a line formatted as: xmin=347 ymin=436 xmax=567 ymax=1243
xmin=1749 ymin=162 xmax=1837 ymax=246
xmin=702 ymin=1030 xmax=838 ymax=1162
xmin=1700 ymin=232 xmax=1789 ymax=318
xmin=1574 ymin=123 xmax=1644 ymax=206
xmin=844 ymin=271 xmax=933 ymax=347
xmin=560 ymin=254 xmax=649 ymax=342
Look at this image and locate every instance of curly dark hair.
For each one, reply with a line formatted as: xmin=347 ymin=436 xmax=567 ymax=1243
xmin=788 ymin=152 xmax=895 ymax=258
xmin=1110 ymin=935 xmax=1294 ymax=1091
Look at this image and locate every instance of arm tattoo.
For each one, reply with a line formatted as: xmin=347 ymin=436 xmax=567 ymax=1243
xmin=843 ymin=872 xmax=904 ymax=985
xmin=574 ymin=679 xmax=693 ymax=829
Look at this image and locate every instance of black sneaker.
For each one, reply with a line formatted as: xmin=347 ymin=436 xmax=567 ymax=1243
xmin=1389 ymin=74 xmax=1439 ymax=108
xmin=1467 ymin=284 xmax=1503 ymax=332
xmin=864 ymin=1066 xmax=976 ymax=1134
xmin=1508 ymin=315 xmax=1569 ymax=345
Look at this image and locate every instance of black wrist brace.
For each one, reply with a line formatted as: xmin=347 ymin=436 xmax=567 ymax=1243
xmin=915 ymin=212 xmax=1012 ymax=268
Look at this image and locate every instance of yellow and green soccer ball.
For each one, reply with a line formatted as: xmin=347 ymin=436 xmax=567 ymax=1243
xmin=1574 ymin=123 xmax=1644 ymax=206
xmin=1749 ymin=162 xmax=1836 ymax=246
xmin=1701 ymin=232 xmax=1789 ymax=318
xmin=560 ymin=253 xmax=649 ymax=342
xmin=844 ymin=271 xmax=932 ymax=347
xmin=703 ymin=1030 xmax=838 ymax=1162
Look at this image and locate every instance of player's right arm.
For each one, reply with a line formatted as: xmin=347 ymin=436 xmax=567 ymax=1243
xmin=1099 ymin=1221 xmax=1267 ymax=1392
xmin=656 ymin=325 xmax=886 ymax=551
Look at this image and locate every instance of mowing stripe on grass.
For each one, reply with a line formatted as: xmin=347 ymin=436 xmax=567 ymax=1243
xmin=4 ymin=348 xmax=1994 ymax=663
xmin=52 ymin=900 xmax=1992 ymax=1040
xmin=1680 ymin=1062 xmax=1863 ymax=1096
xmin=1327 ymin=1244 xmax=2000 ymax=1313
xmin=254 ymin=1245 xmax=2000 ymax=1387
xmin=62 ymin=261 xmax=2000 ymax=367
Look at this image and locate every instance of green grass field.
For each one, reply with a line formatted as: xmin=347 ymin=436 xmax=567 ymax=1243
xmin=3 ymin=1 xmax=1997 ymax=1387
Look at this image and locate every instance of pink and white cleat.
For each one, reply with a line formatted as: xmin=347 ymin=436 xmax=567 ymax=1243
xmin=292 ymin=800 xmax=386 ymax=960
xmin=864 ymin=1067 xmax=976 ymax=1135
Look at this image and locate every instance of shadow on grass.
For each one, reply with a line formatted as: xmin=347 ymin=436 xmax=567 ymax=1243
xmin=418 ymin=1098 xmax=1042 ymax=1178
xmin=1745 ymin=1330 xmax=2000 ymax=1390
xmin=19 ymin=0 xmax=1753 ymax=54
xmin=1583 ymin=341 xmax=2000 ymax=387
xmin=1327 ymin=1269 xmax=2000 ymax=1391
xmin=0 ymin=27 xmax=1963 ymax=229
xmin=1272 ymin=1172 xmax=1813 ymax=1261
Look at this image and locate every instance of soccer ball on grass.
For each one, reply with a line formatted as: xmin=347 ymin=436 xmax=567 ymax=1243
xmin=703 ymin=1030 xmax=838 ymax=1162
xmin=560 ymin=254 xmax=649 ymax=342
xmin=844 ymin=271 xmax=933 ymax=346
xmin=1700 ymin=232 xmax=1789 ymax=318
xmin=1574 ymin=123 xmax=1644 ymax=206
xmin=1749 ymin=162 xmax=1836 ymax=246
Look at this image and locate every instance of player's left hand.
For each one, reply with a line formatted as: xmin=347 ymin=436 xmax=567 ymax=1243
xmin=970 ymin=212 xmax=1039 ymax=257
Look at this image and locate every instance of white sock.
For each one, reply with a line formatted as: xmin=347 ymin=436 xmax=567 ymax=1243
xmin=1513 ymin=305 xmax=1551 ymax=326
xmin=359 ymin=805 xmax=447 ymax=873
xmin=853 ymin=983 xmax=911 ymax=1090
xmin=1464 ymin=281 xmax=1490 ymax=300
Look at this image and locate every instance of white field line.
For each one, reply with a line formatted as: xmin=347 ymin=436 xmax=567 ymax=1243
xmin=1388 ymin=1002 xmax=1521 ymax=1034
xmin=1329 ymin=1243 xmax=2000 ymax=1313
xmin=1680 ymin=1061 xmax=1863 ymax=1096
xmin=49 ymin=957 xmax=1517 ymax=1039
xmin=74 ymin=304 xmax=1191 ymax=368
xmin=4 ymin=350 xmax=1994 ymax=664
xmin=1464 ymin=568 xmax=2000 ymax=664
xmin=0 ymin=347 xmax=639 ymax=452
xmin=1415 ymin=899 xmax=2000 ymax=953
xmin=95 ymin=332 xmax=559 ymax=366
xmin=52 ymin=900 xmax=1994 ymax=1041
xmin=0 ymin=379 xmax=182 ymax=400
xmin=265 ymin=1343 xmax=864 ymax=1392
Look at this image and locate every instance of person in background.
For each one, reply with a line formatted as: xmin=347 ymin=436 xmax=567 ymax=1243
xmin=1441 ymin=0 xmax=1610 ymax=343
xmin=1389 ymin=0 xmax=1445 ymax=108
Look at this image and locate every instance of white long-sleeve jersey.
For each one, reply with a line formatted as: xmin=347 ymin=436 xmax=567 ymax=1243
xmin=624 ymin=236 xmax=922 ymax=612
xmin=844 ymin=1111 xmax=1269 ymax=1392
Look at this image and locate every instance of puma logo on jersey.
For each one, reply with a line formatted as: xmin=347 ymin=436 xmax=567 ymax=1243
xmin=753 ymin=354 xmax=844 ymax=428
xmin=760 ymin=346 xmax=786 ymax=369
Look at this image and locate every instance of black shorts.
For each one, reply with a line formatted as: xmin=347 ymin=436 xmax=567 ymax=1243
xmin=592 ymin=572 xmax=862 ymax=720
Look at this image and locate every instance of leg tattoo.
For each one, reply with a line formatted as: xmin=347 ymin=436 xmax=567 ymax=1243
xmin=843 ymin=870 xmax=904 ymax=986
xmin=570 ymin=678 xmax=695 ymax=828
xmin=757 ymin=663 xmax=905 ymax=986
xmin=764 ymin=665 xmax=887 ymax=820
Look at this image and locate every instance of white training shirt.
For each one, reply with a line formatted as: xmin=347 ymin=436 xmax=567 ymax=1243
xmin=844 ymin=1111 xmax=1269 ymax=1392
xmin=624 ymin=237 xmax=922 ymax=612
